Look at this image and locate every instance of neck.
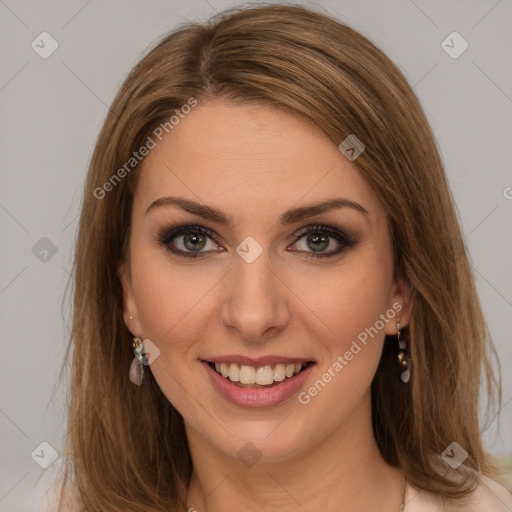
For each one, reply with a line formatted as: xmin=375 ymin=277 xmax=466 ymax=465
xmin=185 ymin=394 xmax=404 ymax=512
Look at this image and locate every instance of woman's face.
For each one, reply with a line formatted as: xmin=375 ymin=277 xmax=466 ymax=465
xmin=119 ymin=100 xmax=411 ymax=463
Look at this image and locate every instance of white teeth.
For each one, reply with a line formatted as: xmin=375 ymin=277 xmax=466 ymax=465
xmin=285 ymin=364 xmax=295 ymax=378
xmin=220 ymin=362 xmax=229 ymax=378
xmin=239 ymin=365 xmax=256 ymax=384
xmin=228 ymin=363 xmax=240 ymax=382
xmin=212 ymin=361 xmax=308 ymax=385
xmin=273 ymin=364 xmax=286 ymax=382
xmin=256 ymin=365 xmax=274 ymax=385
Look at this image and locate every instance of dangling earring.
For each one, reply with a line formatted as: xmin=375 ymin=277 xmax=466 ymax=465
xmin=130 ymin=336 xmax=145 ymax=386
xmin=396 ymin=318 xmax=411 ymax=383
xmin=128 ymin=315 xmax=145 ymax=386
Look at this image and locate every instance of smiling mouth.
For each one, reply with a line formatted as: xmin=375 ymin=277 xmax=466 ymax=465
xmin=206 ymin=361 xmax=314 ymax=388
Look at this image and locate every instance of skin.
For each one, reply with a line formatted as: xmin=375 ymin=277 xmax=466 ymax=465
xmin=119 ymin=100 xmax=413 ymax=512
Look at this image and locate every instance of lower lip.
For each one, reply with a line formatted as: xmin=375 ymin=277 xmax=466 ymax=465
xmin=202 ymin=361 xmax=315 ymax=408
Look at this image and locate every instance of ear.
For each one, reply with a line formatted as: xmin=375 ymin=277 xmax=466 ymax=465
xmin=118 ymin=259 xmax=142 ymax=337
xmin=384 ymin=276 xmax=413 ymax=336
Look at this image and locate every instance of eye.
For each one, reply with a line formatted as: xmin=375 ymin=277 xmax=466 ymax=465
xmin=290 ymin=224 xmax=357 ymax=259
xmin=157 ymin=225 xmax=221 ymax=258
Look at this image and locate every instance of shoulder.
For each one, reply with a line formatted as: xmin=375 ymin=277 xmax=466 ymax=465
xmin=405 ymin=474 xmax=512 ymax=512
xmin=461 ymin=474 xmax=512 ymax=511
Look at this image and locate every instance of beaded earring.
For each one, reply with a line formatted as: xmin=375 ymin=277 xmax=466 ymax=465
xmin=396 ymin=318 xmax=411 ymax=383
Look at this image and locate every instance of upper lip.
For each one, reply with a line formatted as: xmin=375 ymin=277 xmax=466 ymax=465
xmin=201 ymin=355 xmax=315 ymax=367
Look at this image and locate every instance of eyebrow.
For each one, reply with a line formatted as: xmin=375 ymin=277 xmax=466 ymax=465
xmin=144 ymin=196 xmax=370 ymax=226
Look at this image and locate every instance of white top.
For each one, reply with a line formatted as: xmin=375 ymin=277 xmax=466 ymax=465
xmin=39 ymin=474 xmax=512 ymax=511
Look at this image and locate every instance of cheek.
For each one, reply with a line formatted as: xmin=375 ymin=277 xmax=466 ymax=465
xmin=295 ymin=256 xmax=395 ymax=408
xmin=129 ymin=241 xmax=231 ymax=375
xmin=308 ymin=255 xmax=393 ymax=347
xmin=296 ymin=270 xmax=393 ymax=415
xmin=129 ymin=246 xmax=214 ymax=415
xmin=130 ymin=244 xmax=206 ymax=348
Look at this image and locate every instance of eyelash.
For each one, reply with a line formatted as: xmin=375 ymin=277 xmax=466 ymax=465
xmin=156 ymin=223 xmax=357 ymax=260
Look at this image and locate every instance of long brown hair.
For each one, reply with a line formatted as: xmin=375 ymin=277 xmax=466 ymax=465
xmin=52 ymin=4 xmax=503 ymax=510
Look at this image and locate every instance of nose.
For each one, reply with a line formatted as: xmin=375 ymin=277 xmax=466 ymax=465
xmin=219 ymin=248 xmax=291 ymax=343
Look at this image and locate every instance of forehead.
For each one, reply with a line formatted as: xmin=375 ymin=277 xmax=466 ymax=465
xmin=134 ymin=101 xmax=383 ymax=223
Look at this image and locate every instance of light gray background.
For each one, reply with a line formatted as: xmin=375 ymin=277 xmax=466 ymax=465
xmin=1 ymin=0 xmax=511 ymax=510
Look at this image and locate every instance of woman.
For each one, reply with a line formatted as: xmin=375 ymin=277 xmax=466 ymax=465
xmin=46 ymin=4 xmax=512 ymax=511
